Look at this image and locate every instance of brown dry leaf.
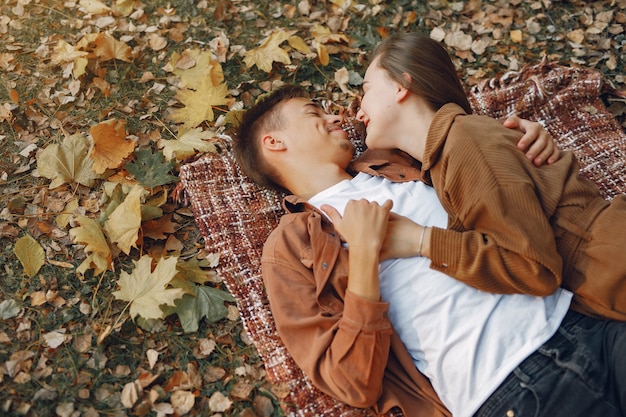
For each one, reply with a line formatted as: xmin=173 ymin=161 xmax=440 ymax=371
xmin=167 ymin=49 xmax=224 ymax=87
xmin=243 ymin=29 xmax=296 ymax=72
xmin=103 ymin=184 xmax=145 ymax=255
xmin=170 ymin=390 xmax=195 ymax=415
xmin=112 ymin=255 xmax=184 ymax=320
xmin=78 ymin=33 xmax=132 ymax=62
xmin=90 ymin=119 xmax=136 ymax=174
xmin=142 ymin=214 xmax=177 ymax=240
xmin=79 ymin=0 xmax=111 ymax=14
xmin=121 ymin=381 xmax=141 ymax=408
xmin=208 ymin=391 xmax=232 ymax=413
xmin=69 ymin=215 xmax=113 ymax=275
xmin=36 ymin=133 xmax=99 ymax=189
xmin=30 ymin=291 xmax=47 ymax=307
xmin=13 ymin=234 xmax=45 ymax=278
xmin=310 ymin=24 xmax=349 ymax=66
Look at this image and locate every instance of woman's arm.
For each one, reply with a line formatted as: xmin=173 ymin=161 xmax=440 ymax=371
xmin=426 ymin=116 xmax=564 ymax=296
xmin=503 ymin=115 xmax=560 ymax=166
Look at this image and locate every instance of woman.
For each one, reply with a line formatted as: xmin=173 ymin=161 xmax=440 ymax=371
xmin=354 ymin=32 xmax=626 ymax=320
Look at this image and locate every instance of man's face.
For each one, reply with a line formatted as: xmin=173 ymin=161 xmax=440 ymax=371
xmin=272 ymin=97 xmax=354 ymax=166
xmin=357 ymin=56 xmax=401 ymax=150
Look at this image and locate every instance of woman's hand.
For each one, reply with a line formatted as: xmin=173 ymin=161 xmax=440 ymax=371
xmin=503 ymin=115 xmax=560 ymax=166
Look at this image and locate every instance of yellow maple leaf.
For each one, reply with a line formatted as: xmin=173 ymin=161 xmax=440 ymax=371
xmin=36 ymin=133 xmax=99 ymax=189
xmin=158 ymin=127 xmax=217 ymax=161
xmin=104 ymin=184 xmax=145 ymax=255
xmin=90 ymin=119 xmax=136 ymax=174
xmin=167 ymin=49 xmax=224 ymax=88
xmin=13 ymin=235 xmax=45 ymax=278
xmin=311 ymin=24 xmax=349 ymax=66
xmin=243 ymin=29 xmax=297 ymax=73
xmin=168 ymin=78 xmax=229 ymax=131
xmin=112 ymin=255 xmax=184 ymax=320
xmin=69 ymin=215 xmax=113 ymax=275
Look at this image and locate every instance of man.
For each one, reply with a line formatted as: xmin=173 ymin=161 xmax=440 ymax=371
xmin=232 ymin=85 xmax=626 ymax=417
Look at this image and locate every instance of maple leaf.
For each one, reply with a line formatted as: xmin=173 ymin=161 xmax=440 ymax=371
xmin=168 ymin=78 xmax=229 ymax=132
xmin=243 ymin=29 xmax=297 ymax=73
xmin=311 ymin=24 xmax=349 ymax=66
xmin=36 ymin=133 xmax=99 ymax=189
xmin=125 ymin=149 xmax=178 ymax=189
xmin=13 ymin=235 xmax=45 ymax=278
xmin=90 ymin=119 xmax=136 ymax=174
xmin=171 ymin=285 xmax=234 ymax=333
xmin=104 ymin=184 xmax=145 ymax=255
xmin=77 ymin=33 xmax=132 ymax=62
xmin=167 ymin=49 xmax=224 ymax=88
xmin=112 ymin=255 xmax=184 ymax=320
xmin=142 ymin=214 xmax=177 ymax=240
xmin=158 ymin=127 xmax=217 ymax=161
xmin=69 ymin=215 xmax=113 ymax=275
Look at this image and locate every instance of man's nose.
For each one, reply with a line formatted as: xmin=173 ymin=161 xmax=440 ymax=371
xmin=327 ymin=113 xmax=344 ymax=125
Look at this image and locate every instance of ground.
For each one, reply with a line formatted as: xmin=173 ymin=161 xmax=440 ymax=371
xmin=0 ymin=0 xmax=624 ymax=416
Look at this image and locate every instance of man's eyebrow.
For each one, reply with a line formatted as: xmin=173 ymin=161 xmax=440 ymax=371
xmin=302 ymin=102 xmax=323 ymax=112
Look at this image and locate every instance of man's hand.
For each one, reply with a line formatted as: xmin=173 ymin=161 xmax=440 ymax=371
xmin=503 ymin=115 xmax=560 ymax=166
xmin=321 ymin=199 xmax=392 ymax=301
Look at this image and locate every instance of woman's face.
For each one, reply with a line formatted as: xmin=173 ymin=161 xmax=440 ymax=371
xmin=356 ymin=56 xmax=402 ymax=150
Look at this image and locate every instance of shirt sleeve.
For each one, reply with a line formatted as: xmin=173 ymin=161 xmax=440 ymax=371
xmin=262 ymin=240 xmax=393 ymax=409
xmin=428 ymin=118 xmax=564 ymax=296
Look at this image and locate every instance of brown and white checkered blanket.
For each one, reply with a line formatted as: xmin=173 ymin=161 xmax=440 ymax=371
xmin=179 ymin=62 xmax=626 ymax=416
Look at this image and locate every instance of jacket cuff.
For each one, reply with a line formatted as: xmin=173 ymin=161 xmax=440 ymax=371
xmin=343 ymin=290 xmax=392 ymax=331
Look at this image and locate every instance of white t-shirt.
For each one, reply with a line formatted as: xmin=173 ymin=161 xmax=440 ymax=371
xmin=309 ymin=173 xmax=572 ymax=417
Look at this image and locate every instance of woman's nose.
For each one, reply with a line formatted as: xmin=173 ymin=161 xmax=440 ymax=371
xmin=356 ymin=108 xmax=364 ymax=121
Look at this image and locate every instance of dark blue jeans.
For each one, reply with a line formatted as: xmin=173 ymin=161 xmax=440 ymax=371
xmin=474 ymin=310 xmax=626 ymax=417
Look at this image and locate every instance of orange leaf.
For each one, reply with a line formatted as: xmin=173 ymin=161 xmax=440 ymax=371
xmin=9 ymin=89 xmax=19 ymax=104
xmin=90 ymin=119 xmax=136 ymax=174
xmin=90 ymin=33 xmax=132 ymax=62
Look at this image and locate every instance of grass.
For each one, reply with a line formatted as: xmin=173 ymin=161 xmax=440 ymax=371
xmin=0 ymin=0 xmax=624 ymax=416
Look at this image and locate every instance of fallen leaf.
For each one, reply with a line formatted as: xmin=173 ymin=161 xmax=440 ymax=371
xmin=69 ymin=215 xmax=113 ymax=274
xmin=0 ymin=299 xmax=20 ymax=320
xmin=112 ymin=255 xmax=184 ymax=320
xmin=90 ymin=119 xmax=136 ymax=174
xmin=125 ymin=149 xmax=178 ymax=189
xmin=208 ymin=391 xmax=232 ymax=413
xmin=158 ymin=128 xmax=216 ymax=161
xmin=103 ymin=184 xmax=145 ymax=254
xmin=243 ymin=29 xmax=296 ymax=72
xmin=171 ymin=284 xmax=234 ymax=333
xmin=13 ymin=234 xmax=45 ymax=278
xmin=168 ymin=79 xmax=230 ymax=131
xmin=170 ymin=390 xmax=195 ymax=415
xmin=36 ymin=133 xmax=99 ymax=189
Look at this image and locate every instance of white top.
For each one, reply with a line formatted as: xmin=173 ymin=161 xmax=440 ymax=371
xmin=309 ymin=173 xmax=572 ymax=417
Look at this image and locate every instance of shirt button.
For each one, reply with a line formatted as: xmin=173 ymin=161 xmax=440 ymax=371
xmin=322 ymin=262 xmax=328 ymax=269
xmin=506 ymin=410 xmax=515 ymax=417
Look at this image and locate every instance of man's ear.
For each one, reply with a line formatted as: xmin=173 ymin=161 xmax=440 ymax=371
xmin=261 ymin=133 xmax=287 ymax=151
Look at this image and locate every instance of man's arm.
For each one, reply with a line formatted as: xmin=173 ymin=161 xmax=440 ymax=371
xmin=262 ymin=204 xmax=394 ymax=408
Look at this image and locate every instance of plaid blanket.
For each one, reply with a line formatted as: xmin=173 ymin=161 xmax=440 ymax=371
xmin=179 ymin=61 xmax=626 ymax=416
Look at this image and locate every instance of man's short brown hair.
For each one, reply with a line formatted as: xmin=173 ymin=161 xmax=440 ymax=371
xmin=233 ymin=85 xmax=310 ymax=194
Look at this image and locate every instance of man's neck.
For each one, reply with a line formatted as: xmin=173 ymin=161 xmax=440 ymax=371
xmin=290 ymin=168 xmax=354 ymax=201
